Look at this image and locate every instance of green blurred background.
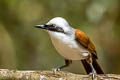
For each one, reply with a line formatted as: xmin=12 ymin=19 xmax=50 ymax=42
xmin=0 ymin=0 xmax=120 ymax=74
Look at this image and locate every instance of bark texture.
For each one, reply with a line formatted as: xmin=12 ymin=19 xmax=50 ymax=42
xmin=0 ymin=69 xmax=119 ymax=80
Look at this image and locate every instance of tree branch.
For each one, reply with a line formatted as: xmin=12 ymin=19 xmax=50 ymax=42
xmin=0 ymin=69 xmax=119 ymax=80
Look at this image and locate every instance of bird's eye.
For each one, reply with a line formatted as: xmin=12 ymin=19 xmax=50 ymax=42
xmin=50 ymin=24 xmax=56 ymax=27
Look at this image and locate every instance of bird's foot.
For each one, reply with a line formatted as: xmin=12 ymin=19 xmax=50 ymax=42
xmin=89 ymin=72 xmax=97 ymax=80
xmin=52 ymin=68 xmax=61 ymax=74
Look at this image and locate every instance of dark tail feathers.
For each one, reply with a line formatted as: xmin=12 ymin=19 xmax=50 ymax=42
xmin=81 ymin=58 xmax=104 ymax=74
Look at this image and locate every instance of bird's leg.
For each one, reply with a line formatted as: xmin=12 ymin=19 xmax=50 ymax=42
xmin=59 ymin=59 xmax=72 ymax=70
xmin=89 ymin=61 xmax=97 ymax=80
xmin=53 ymin=59 xmax=72 ymax=72
xmin=85 ymin=53 xmax=97 ymax=80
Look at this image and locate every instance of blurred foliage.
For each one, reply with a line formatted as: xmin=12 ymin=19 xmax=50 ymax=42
xmin=0 ymin=0 xmax=120 ymax=74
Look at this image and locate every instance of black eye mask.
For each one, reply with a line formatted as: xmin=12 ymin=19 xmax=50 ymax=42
xmin=45 ymin=24 xmax=64 ymax=33
xmin=34 ymin=24 xmax=65 ymax=33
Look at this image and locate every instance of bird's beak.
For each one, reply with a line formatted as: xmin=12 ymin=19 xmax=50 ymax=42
xmin=34 ymin=25 xmax=46 ymax=29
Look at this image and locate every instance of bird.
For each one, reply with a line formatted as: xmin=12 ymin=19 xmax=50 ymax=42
xmin=34 ymin=17 xmax=104 ymax=78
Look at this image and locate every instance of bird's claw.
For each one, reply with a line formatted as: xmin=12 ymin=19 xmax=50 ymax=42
xmin=89 ymin=72 xmax=97 ymax=80
xmin=52 ymin=68 xmax=61 ymax=73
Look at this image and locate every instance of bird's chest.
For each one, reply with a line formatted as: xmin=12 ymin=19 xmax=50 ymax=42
xmin=49 ymin=32 xmax=89 ymax=60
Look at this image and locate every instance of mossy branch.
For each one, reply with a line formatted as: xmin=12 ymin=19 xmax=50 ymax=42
xmin=0 ymin=69 xmax=119 ymax=80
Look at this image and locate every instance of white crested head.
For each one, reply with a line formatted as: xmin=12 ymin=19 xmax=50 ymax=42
xmin=47 ymin=17 xmax=68 ymax=25
xmin=34 ymin=17 xmax=75 ymax=43
xmin=46 ymin=17 xmax=73 ymax=33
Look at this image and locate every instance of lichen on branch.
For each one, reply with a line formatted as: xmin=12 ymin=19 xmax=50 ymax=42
xmin=0 ymin=69 xmax=119 ymax=80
